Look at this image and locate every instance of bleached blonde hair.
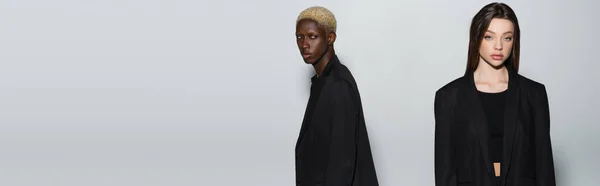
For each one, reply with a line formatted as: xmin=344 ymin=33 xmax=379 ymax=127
xmin=296 ymin=6 xmax=337 ymax=33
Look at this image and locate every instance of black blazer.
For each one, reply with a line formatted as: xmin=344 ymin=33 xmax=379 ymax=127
xmin=434 ymin=69 xmax=556 ymax=186
xmin=295 ymin=56 xmax=378 ymax=186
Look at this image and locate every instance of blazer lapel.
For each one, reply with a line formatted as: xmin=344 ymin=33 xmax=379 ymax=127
xmin=501 ymin=68 xmax=520 ymax=180
xmin=464 ymin=72 xmax=496 ymax=180
xmin=296 ymin=78 xmax=319 ymax=151
xmin=296 ymin=102 xmax=311 ymax=151
xmin=295 ymin=72 xmax=330 ymax=151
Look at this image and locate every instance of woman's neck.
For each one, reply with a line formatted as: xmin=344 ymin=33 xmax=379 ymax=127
xmin=474 ymin=62 xmax=509 ymax=84
xmin=474 ymin=60 xmax=509 ymax=93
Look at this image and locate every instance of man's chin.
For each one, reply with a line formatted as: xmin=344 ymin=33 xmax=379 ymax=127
xmin=303 ymin=58 xmax=316 ymax=64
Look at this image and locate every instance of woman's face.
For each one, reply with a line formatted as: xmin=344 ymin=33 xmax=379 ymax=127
xmin=478 ymin=18 xmax=514 ymax=68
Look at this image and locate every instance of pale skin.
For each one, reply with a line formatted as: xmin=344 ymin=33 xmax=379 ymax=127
xmin=473 ymin=18 xmax=515 ymax=177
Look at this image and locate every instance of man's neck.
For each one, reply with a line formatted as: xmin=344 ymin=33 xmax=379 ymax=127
xmin=312 ymin=49 xmax=335 ymax=77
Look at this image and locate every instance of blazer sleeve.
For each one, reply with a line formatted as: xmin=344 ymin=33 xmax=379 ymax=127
xmin=323 ymin=81 xmax=359 ymax=186
xmin=532 ymin=85 xmax=556 ymax=186
xmin=434 ymin=89 xmax=456 ymax=186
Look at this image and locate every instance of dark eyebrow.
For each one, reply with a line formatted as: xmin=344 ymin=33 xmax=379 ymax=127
xmin=486 ymin=30 xmax=514 ymax=35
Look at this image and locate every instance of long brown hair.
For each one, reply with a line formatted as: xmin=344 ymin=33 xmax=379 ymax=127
xmin=466 ymin=2 xmax=520 ymax=74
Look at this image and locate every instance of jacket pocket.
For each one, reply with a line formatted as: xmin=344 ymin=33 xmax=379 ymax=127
xmin=519 ymin=145 xmax=536 ymax=178
xmin=315 ymin=171 xmax=324 ymax=183
xmin=457 ymin=182 xmax=473 ymax=186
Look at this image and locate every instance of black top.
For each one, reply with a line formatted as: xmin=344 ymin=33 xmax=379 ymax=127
xmin=295 ymin=55 xmax=378 ymax=186
xmin=478 ymin=90 xmax=507 ymax=163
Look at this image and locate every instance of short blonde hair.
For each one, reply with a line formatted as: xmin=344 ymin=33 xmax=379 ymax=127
xmin=296 ymin=6 xmax=337 ymax=33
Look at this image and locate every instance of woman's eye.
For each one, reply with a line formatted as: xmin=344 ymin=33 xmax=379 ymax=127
xmin=484 ymin=36 xmax=492 ymax=40
xmin=504 ymin=37 xmax=513 ymax=41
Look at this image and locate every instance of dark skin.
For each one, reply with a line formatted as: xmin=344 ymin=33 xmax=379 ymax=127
xmin=295 ymin=19 xmax=336 ymax=76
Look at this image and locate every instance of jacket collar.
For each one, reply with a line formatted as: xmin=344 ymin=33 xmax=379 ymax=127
xmin=463 ymin=67 xmax=520 ymax=181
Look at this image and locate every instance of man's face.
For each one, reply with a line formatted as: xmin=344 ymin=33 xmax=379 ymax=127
xmin=295 ymin=19 xmax=330 ymax=64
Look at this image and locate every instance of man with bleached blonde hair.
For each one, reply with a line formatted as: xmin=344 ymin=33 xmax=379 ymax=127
xmin=294 ymin=6 xmax=379 ymax=186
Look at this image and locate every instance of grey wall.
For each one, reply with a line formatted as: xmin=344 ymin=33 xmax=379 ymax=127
xmin=0 ymin=0 xmax=598 ymax=185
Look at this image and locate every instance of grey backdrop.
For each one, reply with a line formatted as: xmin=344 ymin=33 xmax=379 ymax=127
xmin=0 ymin=0 xmax=598 ymax=185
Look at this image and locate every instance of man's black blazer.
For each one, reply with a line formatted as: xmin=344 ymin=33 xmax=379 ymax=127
xmin=296 ymin=55 xmax=378 ymax=186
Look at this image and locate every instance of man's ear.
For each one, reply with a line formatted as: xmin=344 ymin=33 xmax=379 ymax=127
xmin=327 ymin=32 xmax=337 ymax=45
